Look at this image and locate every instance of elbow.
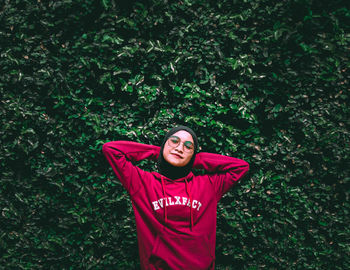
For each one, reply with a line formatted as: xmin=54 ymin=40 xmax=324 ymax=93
xmin=245 ymin=161 xmax=250 ymax=171
xmin=102 ymin=142 xmax=113 ymax=154
xmin=102 ymin=141 xmax=124 ymax=158
xmin=242 ymin=160 xmax=250 ymax=174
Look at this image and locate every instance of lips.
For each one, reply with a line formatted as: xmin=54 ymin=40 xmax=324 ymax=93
xmin=171 ymin=153 xmax=183 ymax=159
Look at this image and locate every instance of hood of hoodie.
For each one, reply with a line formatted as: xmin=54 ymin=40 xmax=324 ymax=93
xmin=157 ymin=125 xmax=199 ymax=180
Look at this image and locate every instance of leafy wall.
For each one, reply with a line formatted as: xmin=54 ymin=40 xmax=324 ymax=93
xmin=1 ymin=0 xmax=349 ymax=269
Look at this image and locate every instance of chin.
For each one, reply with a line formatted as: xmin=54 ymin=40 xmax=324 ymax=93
xmin=165 ymin=157 xmax=188 ymax=167
xmin=171 ymin=162 xmax=186 ymax=167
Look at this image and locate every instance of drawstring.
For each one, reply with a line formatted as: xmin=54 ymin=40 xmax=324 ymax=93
xmin=161 ymin=176 xmax=168 ymax=223
xmin=185 ymin=178 xmax=194 ymax=231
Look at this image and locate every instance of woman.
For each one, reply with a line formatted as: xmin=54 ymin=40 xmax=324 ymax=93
xmin=102 ymin=125 xmax=249 ymax=270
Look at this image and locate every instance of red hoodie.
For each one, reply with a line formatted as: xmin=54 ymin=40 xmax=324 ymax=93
xmin=102 ymin=141 xmax=249 ymax=270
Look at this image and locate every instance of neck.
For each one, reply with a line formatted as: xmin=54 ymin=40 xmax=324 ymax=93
xmin=159 ymin=160 xmax=191 ymax=180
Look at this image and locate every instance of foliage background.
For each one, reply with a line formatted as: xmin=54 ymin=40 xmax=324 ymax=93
xmin=1 ymin=0 xmax=349 ymax=269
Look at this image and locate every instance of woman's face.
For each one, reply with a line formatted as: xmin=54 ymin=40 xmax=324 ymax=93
xmin=163 ymin=130 xmax=194 ymax=167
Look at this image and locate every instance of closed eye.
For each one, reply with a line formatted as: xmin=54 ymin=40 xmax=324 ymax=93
xmin=170 ymin=138 xmax=180 ymax=144
xmin=184 ymin=141 xmax=194 ymax=150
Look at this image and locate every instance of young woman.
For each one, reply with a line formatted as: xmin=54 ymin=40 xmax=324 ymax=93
xmin=102 ymin=125 xmax=249 ymax=270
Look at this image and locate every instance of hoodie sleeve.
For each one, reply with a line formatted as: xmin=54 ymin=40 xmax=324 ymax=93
xmin=193 ymin=152 xmax=249 ymax=200
xmin=102 ymin=141 xmax=160 ymax=195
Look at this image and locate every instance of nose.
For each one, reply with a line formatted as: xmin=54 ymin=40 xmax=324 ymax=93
xmin=174 ymin=143 xmax=184 ymax=153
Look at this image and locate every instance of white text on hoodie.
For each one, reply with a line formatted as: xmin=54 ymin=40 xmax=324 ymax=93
xmin=152 ymin=196 xmax=202 ymax=211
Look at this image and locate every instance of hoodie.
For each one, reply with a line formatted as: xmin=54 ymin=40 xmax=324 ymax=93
xmin=102 ymin=141 xmax=249 ymax=270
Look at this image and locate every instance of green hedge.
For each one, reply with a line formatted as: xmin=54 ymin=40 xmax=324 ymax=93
xmin=1 ymin=0 xmax=349 ymax=269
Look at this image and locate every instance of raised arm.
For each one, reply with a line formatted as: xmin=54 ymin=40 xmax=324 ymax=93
xmin=193 ymin=152 xmax=249 ymax=200
xmin=102 ymin=141 xmax=160 ymax=195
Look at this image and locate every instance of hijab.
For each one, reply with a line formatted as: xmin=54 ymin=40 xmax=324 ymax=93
xmin=158 ymin=125 xmax=198 ymax=180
